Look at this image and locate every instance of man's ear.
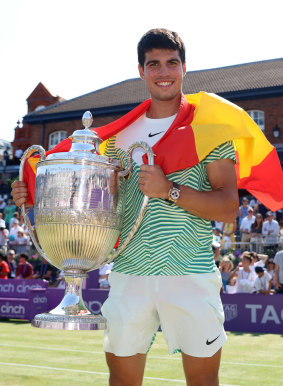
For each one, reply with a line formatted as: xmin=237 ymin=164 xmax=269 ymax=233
xmin=182 ymin=62 xmax=187 ymax=76
xmin=138 ymin=64 xmax=145 ymax=80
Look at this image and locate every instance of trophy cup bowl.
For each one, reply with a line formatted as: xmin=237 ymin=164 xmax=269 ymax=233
xmin=20 ymin=111 xmax=154 ymax=330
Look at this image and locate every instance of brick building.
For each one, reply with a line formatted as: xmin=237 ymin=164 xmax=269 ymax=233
xmin=12 ymin=58 xmax=283 ymax=164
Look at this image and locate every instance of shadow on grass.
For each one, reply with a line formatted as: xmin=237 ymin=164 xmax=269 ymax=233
xmin=0 ymin=318 xmax=30 ymax=325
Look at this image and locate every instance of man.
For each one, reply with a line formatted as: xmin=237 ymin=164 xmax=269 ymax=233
xmin=7 ymin=249 xmax=16 ymax=279
xmin=238 ymin=197 xmax=249 ymax=226
xmin=15 ymin=253 xmax=34 ymax=279
xmin=12 ymin=28 xmax=238 ymax=385
xmin=262 ymin=211 xmax=279 ymax=253
xmin=240 ymin=206 xmax=255 ymax=251
xmin=0 ymin=252 xmax=10 ymax=279
xmin=32 ymin=257 xmax=53 ymax=283
xmin=254 ymin=266 xmax=272 ymax=295
xmin=274 ymin=249 xmax=283 ymax=294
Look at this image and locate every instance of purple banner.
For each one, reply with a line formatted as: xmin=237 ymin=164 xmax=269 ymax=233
xmin=222 ymin=293 xmax=283 ymax=334
xmin=0 ymin=279 xmax=48 ymax=298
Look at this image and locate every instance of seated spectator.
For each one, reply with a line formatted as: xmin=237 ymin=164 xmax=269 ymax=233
xmin=0 ymin=252 xmax=10 ymax=279
xmin=9 ymin=211 xmax=20 ymax=230
xmin=9 ymin=220 xmax=22 ymax=239
xmin=7 ymin=249 xmax=16 ymax=278
xmin=32 ymin=257 xmax=53 ymax=283
xmin=266 ymin=259 xmax=276 ymax=289
xmin=240 ymin=207 xmax=255 ymax=251
xmin=12 ymin=230 xmax=29 ymax=254
xmin=3 ymin=200 xmax=16 ymax=229
xmin=230 ymin=253 xmax=257 ymax=293
xmin=219 ymin=256 xmax=234 ymax=292
xmin=98 ymin=262 xmax=114 ymax=289
xmin=262 ymin=211 xmax=279 ymax=254
xmin=15 ymin=253 xmax=34 ymax=279
xmin=0 ymin=220 xmax=9 ymax=255
xmin=222 ymin=220 xmax=237 ymax=251
xmin=249 ymin=251 xmax=268 ymax=270
xmin=238 ymin=197 xmax=249 ymax=227
xmin=0 ymin=198 xmax=6 ymax=214
xmin=254 ymin=266 xmax=272 ymax=295
xmin=274 ymin=250 xmax=283 ymax=294
xmin=250 ymin=213 xmax=264 ymax=254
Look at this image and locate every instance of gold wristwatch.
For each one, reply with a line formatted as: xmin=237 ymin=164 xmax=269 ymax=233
xmin=168 ymin=182 xmax=180 ymax=203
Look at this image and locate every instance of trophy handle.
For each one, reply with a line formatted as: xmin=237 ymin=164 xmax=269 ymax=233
xmin=19 ymin=145 xmax=50 ymax=262
xmin=108 ymin=141 xmax=155 ymax=262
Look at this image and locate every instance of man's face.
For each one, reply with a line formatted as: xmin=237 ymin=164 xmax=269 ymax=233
xmin=138 ymin=49 xmax=186 ymax=103
xmin=19 ymin=257 xmax=26 ymax=265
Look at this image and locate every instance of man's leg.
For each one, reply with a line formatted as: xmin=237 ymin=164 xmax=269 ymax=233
xmin=182 ymin=348 xmax=222 ymax=386
xmin=105 ymin=352 xmax=147 ymax=386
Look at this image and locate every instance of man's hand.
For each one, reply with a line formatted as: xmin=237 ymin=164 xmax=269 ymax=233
xmin=11 ymin=181 xmax=28 ymax=207
xmin=138 ymin=165 xmax=172 ymax=199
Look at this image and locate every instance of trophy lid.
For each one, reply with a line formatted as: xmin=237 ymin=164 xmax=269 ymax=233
xmin=45 ymin=111 xmax=121 ymax=168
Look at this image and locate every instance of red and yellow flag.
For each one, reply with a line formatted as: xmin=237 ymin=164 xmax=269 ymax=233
xmin=23 ymin=92 xmax=283 ymax=211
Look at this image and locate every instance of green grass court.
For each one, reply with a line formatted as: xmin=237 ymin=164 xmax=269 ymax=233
xmin=0 ymin=320 xmax=282 ymax=385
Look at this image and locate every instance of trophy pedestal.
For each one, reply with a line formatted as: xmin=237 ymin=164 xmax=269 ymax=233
xmin=32 ymin=272 xmax=107 ymax=330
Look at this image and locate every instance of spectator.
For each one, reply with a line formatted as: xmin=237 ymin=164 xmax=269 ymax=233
xmin=262 ymin=211 xmax=279 ymax=254
xmin=3 ymin=147 xmax=10 ymax=171
xmin=222 ymin=220 xmax=237 ymax=251
xmin=0 ymin=198 xmax=6 ymax=214
xmin=3 ymin=199 xmax=16 ymax=229
xmin=14 ymin=146 xmax=23 ymax=161
xmin=0 ymin=252 xmax=10 ymax=279
xmin=13 ymin=229 xmax=29 ymax=254
xmin=212 ymin=240 xmax=221 ymax=266
xmin=250 ymin=213 xmax=264 ymax=253
xmin=230 ymin=253 xmax=257 ymax=293
xmin=0 ymin=220 xmax=9 ymax=255
xmin=274 ymin=250 xmax=283 ymax=294
xmin=219 ymin=256 xmax=234 ymax=292
xmin=253 ymin=200 xmax=268 ymax=220
xmin=7 ymin=249 xmax=16 ymax=279
xmin=9 ymin=211 xmax=20 ymax=230
xmin=266 ymin=259 xmax=276 ymax=289
xmin=9 ymin=220 xmax=23 ymax=246
xmin=15 ymin=253 xmax=34 ymax=279
xmin=98 ymin=262 xmax=114 ymax=289
xmin=240 ymin=207 xmax=255 ymax=250
xmin=32 ymin=257 xmax=53 ymax=283
xmin=254 ymin=266 xmax=272 ymax=295
xmin=238 ymin=197 xmax=249 ymax=226
xmin=249 ymin=251 xmax=268 ymax=270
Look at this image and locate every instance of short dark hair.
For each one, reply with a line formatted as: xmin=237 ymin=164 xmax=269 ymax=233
xmin=137 ymin=28 xmax=186 ymax=68
xmin=19 ymin=253 xmax=28 ymax=260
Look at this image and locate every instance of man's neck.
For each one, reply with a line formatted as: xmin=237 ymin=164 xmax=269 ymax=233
xmin=146 ymin=94 xmax=182 ymax=119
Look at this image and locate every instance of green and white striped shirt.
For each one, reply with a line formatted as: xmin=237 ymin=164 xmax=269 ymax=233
xmin=105 ymin=138 xmax=235 ymax=276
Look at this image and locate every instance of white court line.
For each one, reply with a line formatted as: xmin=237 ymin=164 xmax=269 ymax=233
xmin=0 ymin=362 xmax=186 ymax=383
xmin=0 ymin=343 xmax=282 ymax=369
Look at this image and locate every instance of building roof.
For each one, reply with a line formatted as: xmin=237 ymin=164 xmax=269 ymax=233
xmin=24 ymin=58 xmax=283 ymax=123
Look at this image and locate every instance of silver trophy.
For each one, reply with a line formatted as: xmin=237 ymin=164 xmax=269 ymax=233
xmin=20 ymin=111 xmax=154 ymax=330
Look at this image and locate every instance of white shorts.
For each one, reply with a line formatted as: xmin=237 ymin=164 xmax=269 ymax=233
xmin=101 ymin=270 xmax=227 ymax=357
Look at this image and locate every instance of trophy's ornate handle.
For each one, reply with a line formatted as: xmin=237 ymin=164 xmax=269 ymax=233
xmin=107 ymin=141 xmax=155 ymax=262
xmin=19 ymin=145 xmax=49 ymax=261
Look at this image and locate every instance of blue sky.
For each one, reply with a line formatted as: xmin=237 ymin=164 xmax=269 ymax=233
xmin=0 ymin=0 xmax=282 ymax=142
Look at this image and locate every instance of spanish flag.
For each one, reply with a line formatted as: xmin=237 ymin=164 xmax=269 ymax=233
xmin=23 ymin=92 xmax=283 ymax=211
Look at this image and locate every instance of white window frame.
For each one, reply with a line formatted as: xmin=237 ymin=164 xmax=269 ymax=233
xmin=48 ymin=131 xmax=67 ymax=150
xmin=247 ymin=110 xmax=265 ymax=132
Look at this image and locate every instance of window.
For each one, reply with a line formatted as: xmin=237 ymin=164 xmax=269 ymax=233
xmin=247 ymin=110 xmax=265 ymax=132
xmin=48 ymin=131 xmax=67 ymax=150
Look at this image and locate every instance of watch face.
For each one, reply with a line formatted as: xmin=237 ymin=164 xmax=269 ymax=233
xmin=170 ymin=188 xmax=180 ymax=201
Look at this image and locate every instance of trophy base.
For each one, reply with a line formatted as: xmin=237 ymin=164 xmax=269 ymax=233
xmin=31 ymin=271 xmax=107 ymax=330
xmin=32 ymin=313 xmax=107 ymax=330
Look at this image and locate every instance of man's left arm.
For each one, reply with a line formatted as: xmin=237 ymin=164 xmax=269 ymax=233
xmin=138 ymin=158 xmax=238 ymax=223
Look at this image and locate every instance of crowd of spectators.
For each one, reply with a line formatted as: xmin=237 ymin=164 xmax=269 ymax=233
xmin=0 ymin=194 xmax=282 ymax=294
xmin=213 ymin=196 xmax=283 ymax=295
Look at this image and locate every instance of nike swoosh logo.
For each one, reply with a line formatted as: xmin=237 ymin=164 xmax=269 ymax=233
xmin=148 ymin=131 xmax=165 ymax=137
xmin=206 ymin=335 xmax=220 ymax=345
